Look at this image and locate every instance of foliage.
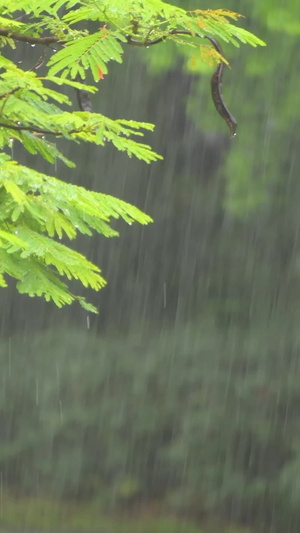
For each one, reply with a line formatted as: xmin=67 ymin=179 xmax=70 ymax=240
xmin=0 ymin=0 xmax=264 ymax=310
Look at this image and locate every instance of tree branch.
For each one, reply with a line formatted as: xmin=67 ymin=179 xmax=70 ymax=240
xmin=0 ymin=87 xmax=21 ymax=100
xmin=125 ymin=29 xmax=198 ymax=46
xmin=0 ymin=29 xmax=61 ymax=45
xmin=0 ymin=122 xmax=81 ymax=136
xmin=0 ymin=27 xmax=201 ymax=48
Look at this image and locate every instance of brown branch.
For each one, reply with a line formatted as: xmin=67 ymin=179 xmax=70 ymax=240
xmin=124 ymin=29 xmax=237 ymax=137
xmin=0 ymin=122 xmax=81 ymax=136
xmin=0 ymin=29 xmax=61 ymax=46
xmin=0 ymin=27 xmax=198 ymax=48
xmin=125 ymin=29 xmax=200 ymax=46
xmin=0 ymin=87 xmax=21 ymax=100
xmin=0 ymin=26 xmax=222 ymax=53
xmin=125 ymin=31 xmax=224 ymax=55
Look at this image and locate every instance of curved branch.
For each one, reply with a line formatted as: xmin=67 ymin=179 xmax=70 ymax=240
xmin=204 ymin=36 xmax=237 ymax=137
xmin=126 ymin=29 xmax=237 ymax=136
xmin=125 ymin=29 xmax=194 ymax=46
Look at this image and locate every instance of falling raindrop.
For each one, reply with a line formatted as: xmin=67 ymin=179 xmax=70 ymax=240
xmin=59 ymin=399 xmax=63 ymax=423
xmin=0 ymin=472 xmax=2 ymax=518
xmin=56 ymin=363 xmax=60 ymax=394
xmin=9 ymin=138 xmax=14 ymax=158
xmin=2 ymin=375 xmax=5 ymax=402
xmin=36 ymin=378 xmax=39 ymax=405
xmin=8 ymin=337 xmax=11 ymax=378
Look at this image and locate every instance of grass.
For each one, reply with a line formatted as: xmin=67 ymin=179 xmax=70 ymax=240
xmin=0 ymin=495 xmax=253 ymax=533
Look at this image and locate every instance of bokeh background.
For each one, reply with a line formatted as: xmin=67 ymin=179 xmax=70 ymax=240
xmin=1 ymin=1 xmax=300 ymax=532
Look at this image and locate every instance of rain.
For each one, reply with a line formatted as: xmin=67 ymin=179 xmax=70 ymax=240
xmin=0 ymin=0 xmax=299 ymax=532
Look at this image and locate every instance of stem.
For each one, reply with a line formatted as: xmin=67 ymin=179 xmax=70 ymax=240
xmin=0 ymin=27 xmax=203 ymax=48
xmin=0 ymin=29 xmax=60 ymax=45
xmin=0 ymin=122 xmax=81 ymax=136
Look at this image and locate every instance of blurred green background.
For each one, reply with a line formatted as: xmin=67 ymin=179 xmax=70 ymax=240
xmin=1 ymin=1 xmax=300 ymax=532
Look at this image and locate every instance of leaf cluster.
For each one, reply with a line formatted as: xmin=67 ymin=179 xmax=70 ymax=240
xmin=0 ymin=153 xmax=152 ymax=310
xmin=0 ymin=0 xmax=265 ymax=309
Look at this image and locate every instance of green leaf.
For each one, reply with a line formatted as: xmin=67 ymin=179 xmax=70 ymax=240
xmin=0 ymin=0 xmax=265 ymax=309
